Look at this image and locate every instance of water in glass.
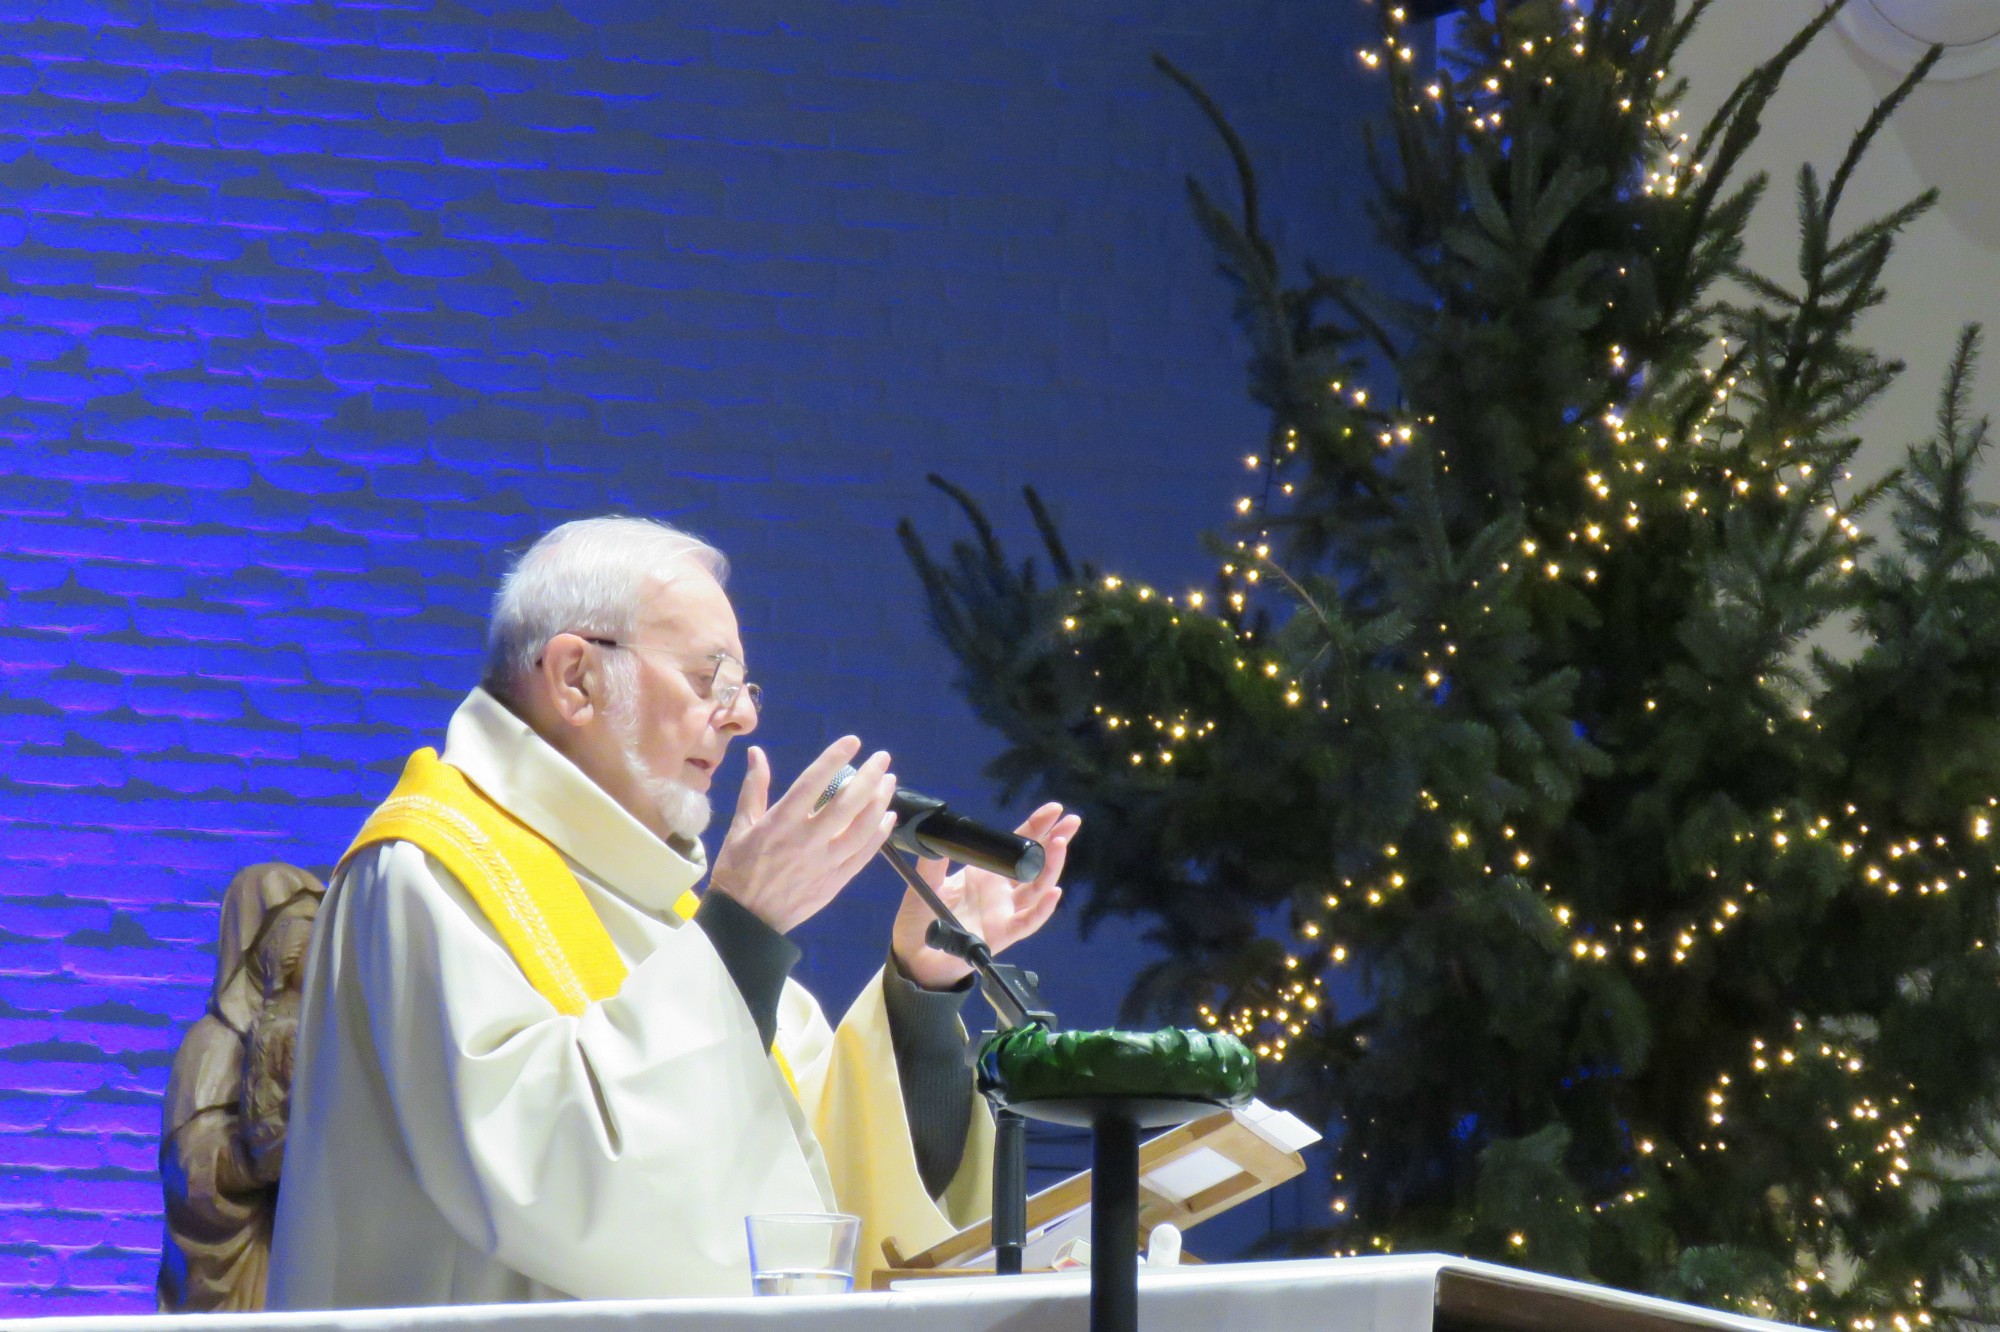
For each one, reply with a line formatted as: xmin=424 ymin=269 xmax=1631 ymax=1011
xmin=751 ymin=1267 xmax=853 ymax=1296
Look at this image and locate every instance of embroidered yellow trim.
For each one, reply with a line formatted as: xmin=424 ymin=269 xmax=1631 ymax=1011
xmin=342 ymin=749 xmax=797 ymax=1094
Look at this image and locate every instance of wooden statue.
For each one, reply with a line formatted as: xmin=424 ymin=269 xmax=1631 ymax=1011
xmin=158 ymin=863 xmax=324 ymax=1313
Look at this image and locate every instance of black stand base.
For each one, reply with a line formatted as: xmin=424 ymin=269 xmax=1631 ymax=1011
xmin=1002 ymin=1095 xmax=1219 ymax=1332
xmin=1090 ymin=1112 xmax=1140 ymax=1332
xmin=993 ymin=1108 xmax=1027 ymax=1277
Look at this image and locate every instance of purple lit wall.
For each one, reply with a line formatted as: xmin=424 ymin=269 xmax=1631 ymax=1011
xmin=0 ymin=0 xmax=1373 ymax=1311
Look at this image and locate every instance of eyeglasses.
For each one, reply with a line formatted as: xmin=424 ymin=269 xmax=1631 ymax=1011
xmin=578 ymin=637 xmax=764 ymax=717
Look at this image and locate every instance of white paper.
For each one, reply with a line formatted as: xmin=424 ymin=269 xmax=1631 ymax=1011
xmin=1142 ymin=1146 xmax=1242 ymax=1204
xmin=1235 ymin=1099 xmax=1322 ymax=1154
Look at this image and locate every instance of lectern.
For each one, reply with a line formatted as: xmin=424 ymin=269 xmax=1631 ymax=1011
xmin=23 ymin=1255 xmax=1813 ymax=1332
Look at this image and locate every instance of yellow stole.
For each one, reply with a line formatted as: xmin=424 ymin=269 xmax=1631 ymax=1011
xmin=341 ymin=748 xmax=796 ymax=1092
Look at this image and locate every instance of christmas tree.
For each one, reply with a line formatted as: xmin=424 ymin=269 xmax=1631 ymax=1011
xmin=900 ymin=0 xmax=2000 ymax=1324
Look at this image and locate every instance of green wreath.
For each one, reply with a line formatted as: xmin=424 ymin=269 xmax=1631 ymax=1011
xmin=976 ymin=1022 xmax=1256 ymax=1107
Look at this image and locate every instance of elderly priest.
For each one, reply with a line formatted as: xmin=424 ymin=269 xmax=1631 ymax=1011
xmin=267 ymin=516 xmax=1080 ymax=1308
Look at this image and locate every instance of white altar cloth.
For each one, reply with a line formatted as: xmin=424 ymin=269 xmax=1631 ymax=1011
xmin=22 ymin=1255 xmax=1798 ymax=1332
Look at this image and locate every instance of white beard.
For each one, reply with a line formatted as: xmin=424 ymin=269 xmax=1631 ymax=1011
xmin=604 ymin=668 xmax=713 ymax=843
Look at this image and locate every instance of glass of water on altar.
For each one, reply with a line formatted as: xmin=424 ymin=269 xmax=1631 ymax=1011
xmin=745 ymin=1212 xmax=862 ymax=1295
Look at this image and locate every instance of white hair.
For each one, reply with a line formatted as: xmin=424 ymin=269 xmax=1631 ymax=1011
xmin=483 ymin=515 xmax=728 ymax=704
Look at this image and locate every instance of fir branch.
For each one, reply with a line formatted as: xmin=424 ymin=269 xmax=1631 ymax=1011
xmin=1823 ymin=45 xmax=1941 ymax=226
xmin=1152 ymin=53 xmax=1273 ymax=278
xmin=1685 ymin=0 xmax=1842 ymax=242
xmin=1022 ymin=484 xmax=1081 ymax=584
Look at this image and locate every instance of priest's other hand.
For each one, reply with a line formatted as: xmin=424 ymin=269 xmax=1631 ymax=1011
xmin=890 ymin=802 xmax=1079 ymax=990
xmin=709 ymin=737 xmax=897 ymax=934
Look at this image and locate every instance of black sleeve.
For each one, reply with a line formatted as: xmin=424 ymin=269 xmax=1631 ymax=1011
xmin=882 ymin=951 xmax=977 ymax=1199
xmin=693 ymin=892 xmax=801 ymax=1050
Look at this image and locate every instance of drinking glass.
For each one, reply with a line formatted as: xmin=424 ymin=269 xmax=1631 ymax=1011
xmin=745 ymin=1212 xmax=861 ymax=1296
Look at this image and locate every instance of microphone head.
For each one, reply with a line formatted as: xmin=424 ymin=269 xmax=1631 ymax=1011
xmin=815 ymin=764 xmax=858 ymax=812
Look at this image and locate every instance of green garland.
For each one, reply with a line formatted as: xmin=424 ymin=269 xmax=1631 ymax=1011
xmin=976 ymin=1022 xmax=1256 ymax=1107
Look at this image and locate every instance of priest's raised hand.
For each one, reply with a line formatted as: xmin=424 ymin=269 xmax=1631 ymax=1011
xmin=707 ymin=736 xmax=899 ymax=934
xmin=891 ymin=802 xmax=1081 ymax=990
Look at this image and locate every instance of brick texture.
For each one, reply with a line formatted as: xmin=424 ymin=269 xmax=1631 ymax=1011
xmin=0 ymin=0 xmax=1371 ymax=1310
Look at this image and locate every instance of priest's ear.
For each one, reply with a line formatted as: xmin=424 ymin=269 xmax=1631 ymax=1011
xmin=536 ymin=633 xmax=604 ymax=729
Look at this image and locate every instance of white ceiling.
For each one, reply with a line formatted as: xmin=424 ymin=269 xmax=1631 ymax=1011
xmin=1836 ymin=0 xmax=2000 ymax=77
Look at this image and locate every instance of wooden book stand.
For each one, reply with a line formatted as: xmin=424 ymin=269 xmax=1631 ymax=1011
xmin=873 ymin=1105 xmax=1310 ymax=1289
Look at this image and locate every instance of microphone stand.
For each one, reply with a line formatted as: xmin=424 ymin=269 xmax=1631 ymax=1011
xmin=876 ymin=844 xmax=1054 ymax=1277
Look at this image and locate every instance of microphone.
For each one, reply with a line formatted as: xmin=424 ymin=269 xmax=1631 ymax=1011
xmin=816 ymin=765 xmax=1047 ymax=882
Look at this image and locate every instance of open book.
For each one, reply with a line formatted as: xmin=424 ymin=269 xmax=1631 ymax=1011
xmin=879 ymin=1099 xmax=1321 ymax=1279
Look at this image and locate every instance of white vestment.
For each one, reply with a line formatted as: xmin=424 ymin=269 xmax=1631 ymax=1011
xmin=267 ymin=689 xmax=991 ymax=1308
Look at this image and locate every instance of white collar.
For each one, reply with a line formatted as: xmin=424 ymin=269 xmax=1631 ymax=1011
xmin=440 ymin=687 xmax=707 ymax=916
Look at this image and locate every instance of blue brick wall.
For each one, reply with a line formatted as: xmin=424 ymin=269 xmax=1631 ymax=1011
xmin=0 ymin=0 xmax=1372 ymax=1311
